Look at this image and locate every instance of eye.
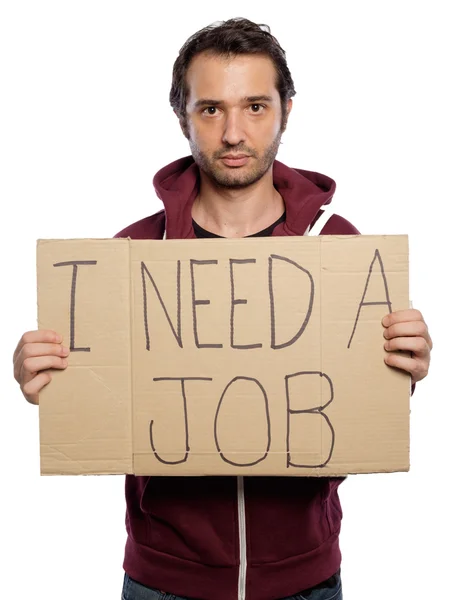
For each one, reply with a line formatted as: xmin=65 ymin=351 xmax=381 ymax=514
xmin=203 ymin=106 xmax=218 ymax=115
xmin=250 ymin=104 xmax=264 ymax=113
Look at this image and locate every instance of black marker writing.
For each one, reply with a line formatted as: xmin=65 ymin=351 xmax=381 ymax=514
xmin=214 ymin=376 xmax=271 ymax=466
xmin=53 ymin=260 xmax=97 ymax=351
xmin=150 ymin=377 xmax=212 ymax=465
xmin=190 ymin=259 xmax=223 ymax=348
xmin=347 ymin=249 xmax=392 ymax=348
xmin=269 ymin=254 xmax=314 ymax=350
xmin=230 ymin=258 xmax=262 ymax=350
xmin=141 ymin=260 xmax=182 ymax=351
xmin=285 ymin=371 xmax=335 ymax=468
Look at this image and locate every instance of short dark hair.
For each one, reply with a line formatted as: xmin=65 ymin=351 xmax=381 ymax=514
xmin=170 ymin=18 xmax=296 ymax=128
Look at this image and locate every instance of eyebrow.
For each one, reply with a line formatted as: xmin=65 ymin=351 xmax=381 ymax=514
xmin=193 ymin=95 xmax=274 ymax=108
xmin=245 ymin=95 xmax=273 ymax=103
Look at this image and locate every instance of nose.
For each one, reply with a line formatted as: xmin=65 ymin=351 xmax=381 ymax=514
xmin=222 ymin=109 xmax=246 ymax=146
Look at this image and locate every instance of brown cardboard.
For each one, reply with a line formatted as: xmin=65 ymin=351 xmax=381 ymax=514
xmin=37 ymin=235 xmax=410 ymax=476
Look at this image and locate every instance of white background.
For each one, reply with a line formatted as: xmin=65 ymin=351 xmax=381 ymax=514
xmin=0 ymin=1 xmax=448 ymax=598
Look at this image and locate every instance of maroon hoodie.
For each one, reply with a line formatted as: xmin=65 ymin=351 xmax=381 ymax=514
xmin=116 ymin=156 xmax=359 ymax=600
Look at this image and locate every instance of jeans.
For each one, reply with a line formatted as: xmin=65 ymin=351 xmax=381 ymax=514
xmin=121 ymin=571 xmax=343 ymax=600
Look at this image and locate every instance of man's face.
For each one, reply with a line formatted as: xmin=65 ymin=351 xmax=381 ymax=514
xmin=183 ymin=52 xmax=291 ymax=189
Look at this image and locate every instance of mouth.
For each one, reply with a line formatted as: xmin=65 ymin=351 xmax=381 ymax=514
xmin=220 ymin=154 xmax=251 ymax=167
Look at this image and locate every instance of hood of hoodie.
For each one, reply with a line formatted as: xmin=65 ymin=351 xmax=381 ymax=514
xmin=152 ymin=155 xmax=336 ymax=239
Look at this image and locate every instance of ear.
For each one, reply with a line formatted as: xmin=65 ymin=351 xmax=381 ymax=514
xmin=175 ymin=111 xmax=190 ymax=140
xmin=286 ymin=98 xmax=293 ymax=118
xmin=281 ymin=98 xmax=293 ymax=133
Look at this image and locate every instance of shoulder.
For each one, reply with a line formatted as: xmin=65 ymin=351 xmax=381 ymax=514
xmin=114 ymin=210 xmax=165 ymax=239
xmin=319 ymin=213 xmax=360 ymax=235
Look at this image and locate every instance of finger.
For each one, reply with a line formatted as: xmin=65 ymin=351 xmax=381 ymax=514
xmin=22 ymin=371 xmax=53 ymax=405
xmin=383 ymin=320 xmax=430 ymax=343
xmin=384 ymin=336 xmax=430 ymax=358
xmin=13 ymin=330 xmax=63 ymax=363
xmin=382 ymin=311 xmax=433 ymax=349
xmin=19 ymin=355 xmax=68 ymax=386
xmin=384 ymin=353 xmax=427 ymax=383
xmin=13 ymin=343 xmax=69 ymax=382
xmin=382 ymin=309 xmax=424 ymax=327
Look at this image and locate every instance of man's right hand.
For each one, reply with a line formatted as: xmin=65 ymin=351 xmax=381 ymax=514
xmin=13 ymin=330 xmax=70 ymax=405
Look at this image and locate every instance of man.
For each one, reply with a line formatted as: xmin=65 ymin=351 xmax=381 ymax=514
xmin=13 ymin=18 xmax=432 ymax=600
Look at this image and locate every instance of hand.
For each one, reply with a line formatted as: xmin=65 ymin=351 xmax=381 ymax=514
xmin=382 ymin=309 xmax=432 ymax=384
xmin=13 ymin=330 xmax=70 ymax=405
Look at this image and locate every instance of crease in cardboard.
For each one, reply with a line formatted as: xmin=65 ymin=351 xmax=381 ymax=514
xmin=42 ymin=444 xmax=89 ymax=470
xmin=87 ymin=368 xmax=117 ymax=396
xmin=319 ymin=237 xmax=324 ymax=467
xmin=127 ymin=241 xmax=135 ymax=474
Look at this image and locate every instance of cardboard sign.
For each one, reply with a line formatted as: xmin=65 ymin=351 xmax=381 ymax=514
xmin=37 ymin=235 xmax=410 ymax=476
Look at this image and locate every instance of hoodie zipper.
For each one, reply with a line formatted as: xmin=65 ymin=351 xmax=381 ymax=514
xmin=237 ymin=475 xmax=247 ymax=600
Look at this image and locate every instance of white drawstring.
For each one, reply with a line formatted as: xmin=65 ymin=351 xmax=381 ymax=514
xmin=306 ymin=206 xmax=334 ymax=236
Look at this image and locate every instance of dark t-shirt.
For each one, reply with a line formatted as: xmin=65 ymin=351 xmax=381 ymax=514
xmin=193 ymin=212 xmax=286 ymax=238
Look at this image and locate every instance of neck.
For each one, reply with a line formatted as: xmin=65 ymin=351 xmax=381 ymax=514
xmin=192 ymin=167 xmax=285 ymax=238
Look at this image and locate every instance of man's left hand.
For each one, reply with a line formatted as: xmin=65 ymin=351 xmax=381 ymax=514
xmin=382 ymin=309 xmax=432 ymax=384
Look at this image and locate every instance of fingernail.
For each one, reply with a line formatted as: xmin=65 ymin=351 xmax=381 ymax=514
xmin=55 ymin=335 xmax=62 ymax=343
xmin=61 ymin=346 xmax=70 ymax=356
xmin=61 ymin=359 xmax=68 ymax=368
xmin=382 ymin=316 xmax=389 ymax=326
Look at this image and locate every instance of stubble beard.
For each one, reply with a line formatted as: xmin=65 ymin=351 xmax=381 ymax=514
xmin=189 ymin=128 xmax=283 ymax=190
